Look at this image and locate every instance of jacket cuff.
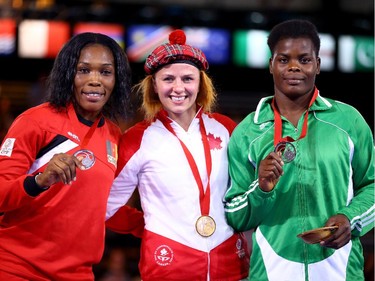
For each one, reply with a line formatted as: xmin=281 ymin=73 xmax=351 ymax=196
xmin=24 ymin=175 xmax=49 ymax=197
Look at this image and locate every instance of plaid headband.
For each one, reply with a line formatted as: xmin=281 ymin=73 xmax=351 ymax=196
xmin=144 ymin=29 xmax=209 ymax=74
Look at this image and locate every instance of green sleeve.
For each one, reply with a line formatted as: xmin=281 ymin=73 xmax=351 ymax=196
xmin=337 ymin=109 xmax=375 ymax=237
xmin=224 ymin=117 xmax=275 ymax=232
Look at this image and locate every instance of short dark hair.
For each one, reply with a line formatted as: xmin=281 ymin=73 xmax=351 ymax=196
xmin=45 ymin=32 xmax=132 ymax=122
xmin=267 ymin=19 xmax=321 ymax=57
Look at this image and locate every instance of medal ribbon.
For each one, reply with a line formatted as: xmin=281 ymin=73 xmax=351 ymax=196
xmin=272 ymin=87 xmax=318 ymax=146
xmin=158 ymin=110 xmax=212 ymax=216
xmin=68 ymin=104 xmax=102 ymax=149
xmin=80 ymin=116 xmax=101 ymax=148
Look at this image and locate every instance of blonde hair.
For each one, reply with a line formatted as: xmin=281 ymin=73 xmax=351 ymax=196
xmin=133 ymin=70 xmax=217 ymax=122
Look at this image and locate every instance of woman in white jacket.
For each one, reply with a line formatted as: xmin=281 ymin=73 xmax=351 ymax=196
xmin=106 ymin=29 xmax=250 ymax=281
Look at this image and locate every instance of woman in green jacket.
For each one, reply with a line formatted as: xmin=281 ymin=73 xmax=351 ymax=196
xmin=224 ymin=19 xmax=374 ymax=281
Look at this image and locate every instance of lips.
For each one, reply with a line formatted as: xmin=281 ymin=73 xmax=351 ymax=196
xmin=284 ymin=74 xmax=304 ymax=79
xmin=284 ymin=77 xmax=304 ymax=85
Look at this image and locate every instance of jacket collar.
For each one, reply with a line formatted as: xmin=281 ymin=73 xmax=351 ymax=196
xmin=253 ymin=88 xmax=333 ymax=125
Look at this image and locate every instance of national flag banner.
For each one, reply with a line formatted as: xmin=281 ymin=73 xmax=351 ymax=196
xmin=106 ymin=140 xmax=118 ymax=167
xmin=73 ymin=22 xmax=125 ymax=49
xmin=319 ymin=33 xmax=335 ymax=71
xmin=233 ymin=30 xmax=336 ymax=71
xmin=183 ymin=27 xmax=230 ymax=64
xmin=126 ymin=25 xmax=173 ymax=62
xmin=18 ymin=19 xmax=70 ymax=58
xmin=338 ymin=35 xmax=374 ymax=72
xmin=233 ymin=30 xmax=271 ymax=68
xmin=0 ymin=18 xmax=16 ymax=55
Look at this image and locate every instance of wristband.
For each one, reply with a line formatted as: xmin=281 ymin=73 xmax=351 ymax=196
xmin=34 ymin=173 xmax=50 ymax=190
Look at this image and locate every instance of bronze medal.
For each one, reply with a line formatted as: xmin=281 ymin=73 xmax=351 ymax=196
xmin=195 ymin=215 xmax=216 ymax=237
xmin=74 ymin=149 xmax=96 ymax=170
xmin=274 ymin=141 xmax=296 ymax=163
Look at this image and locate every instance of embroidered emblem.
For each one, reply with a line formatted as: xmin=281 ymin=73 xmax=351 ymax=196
xmin=207 ymin=133 xmax=222 ymax=150
xmin=106 ymin=140 xmax=117 ymax=167
xmin=154 ymin=244 xmax=174 ymax=266
xmin=0 ymin=138 xmax=15 ymax=157
xmin=236 ymin=237 xmax=242 ymax=250
xmin=236 ymin=237 xmax=247 ymax=259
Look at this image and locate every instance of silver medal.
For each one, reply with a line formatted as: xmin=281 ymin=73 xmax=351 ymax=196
xmin=73 ymin=149 xmax=96 ymax=170
xmin=274 ymin=141 xmax=296 ymax=163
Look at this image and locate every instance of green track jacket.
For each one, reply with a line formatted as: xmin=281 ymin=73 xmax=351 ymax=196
xmin=224 ymin=91 xmax=374 ymax=281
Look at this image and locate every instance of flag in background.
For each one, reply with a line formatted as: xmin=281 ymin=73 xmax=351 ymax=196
xmin=18 ymin=20 xmax=70 ymax=58
xmin=183 ymin=27 xmax=230 ymax=64
xmin=319 ymin=33 xmax=335 ymax=71
xmin=126 ymin=25 xmax=173 ymax=62
xmin=73 ymin=22 xmax=125 ymax=49
xmin=338 ymin=35 xmax=374 ymax=72
xmin=233 ymin=30 xmax=270 ymax=68
xmin=0 ymin=18 xmax=16 ymax=55
xmin=233 ymin=30 xmax=335 ymax=71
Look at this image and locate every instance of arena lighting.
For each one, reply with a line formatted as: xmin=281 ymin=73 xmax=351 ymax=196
xmin=35 ymin=0 xmax=55 ymax=9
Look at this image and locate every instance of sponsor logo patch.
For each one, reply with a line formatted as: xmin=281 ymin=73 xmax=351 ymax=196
xmin=0 ymin=138 xmax=15 ymax=157
xmin=68 ymin=131 xmax=80 ymax=142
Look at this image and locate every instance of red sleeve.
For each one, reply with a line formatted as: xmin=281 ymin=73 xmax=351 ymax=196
xmin=0 ymin=113 xmax=44 ymax=212
xmin=209 ymin=113 xmax=238 ymax=135
xmin=105 ymin=205 xmax=145 ymax=238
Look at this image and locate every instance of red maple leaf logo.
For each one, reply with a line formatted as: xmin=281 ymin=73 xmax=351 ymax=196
xmin=207 ymin=133 xmax=222 ymax=150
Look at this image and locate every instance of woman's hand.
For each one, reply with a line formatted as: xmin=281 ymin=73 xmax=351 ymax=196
xmin=258 ymin=151 xmax=284 ymax=192
xmin=35 ymin=153 xmax=84 ymax=188
xmin=320 ymin=214 xmax=351 ymax=249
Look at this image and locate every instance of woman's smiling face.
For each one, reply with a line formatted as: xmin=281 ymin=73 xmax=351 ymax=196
xmin=73 ymin=43 xmax=115 ymax=121
xmin=153 ymin=63 xmax=200 ymax=122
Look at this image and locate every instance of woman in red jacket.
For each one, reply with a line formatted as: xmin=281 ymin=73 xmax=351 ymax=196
xmin=0 ymin=32 xmax=135 ymax=280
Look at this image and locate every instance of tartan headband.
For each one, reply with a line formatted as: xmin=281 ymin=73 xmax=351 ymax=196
xmin=144 ymin=29 xmax=209 ymax=74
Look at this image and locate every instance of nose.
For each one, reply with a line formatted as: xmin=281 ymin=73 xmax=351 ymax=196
xmin=288 ymin=61 xmax=300 ymax=72
xmin=172 ymin=79 xmax=184 ymax=92
xmin=88 ymin=72 xmax=101 ymax=86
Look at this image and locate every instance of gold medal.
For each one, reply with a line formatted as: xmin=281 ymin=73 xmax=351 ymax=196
xmin=195 ymin=215 xmax=216 ymax=237
xmin=73 ymin=149 xmax=96 ymax=170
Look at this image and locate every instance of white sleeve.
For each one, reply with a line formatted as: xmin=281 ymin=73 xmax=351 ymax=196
xmin=105 ymin=152 xmax=140 ymax=220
